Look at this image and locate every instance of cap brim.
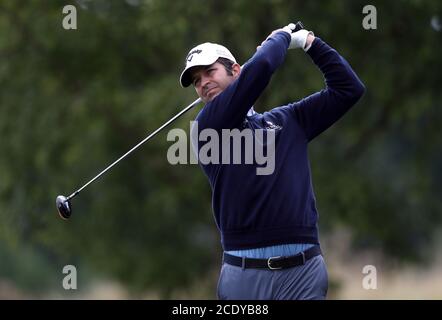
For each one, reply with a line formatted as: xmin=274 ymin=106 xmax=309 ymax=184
xmin=179 ymin=67 xmax=196 ymax=88
xmin=179 ymin=57 xmax=219 ymax=88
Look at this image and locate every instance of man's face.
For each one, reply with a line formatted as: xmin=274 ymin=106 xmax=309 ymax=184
xmin=190 ymin=62 xmax=240 ymax=103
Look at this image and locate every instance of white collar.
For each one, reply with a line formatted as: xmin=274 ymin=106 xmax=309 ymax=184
xmin=247 ymin=107 xmax=256 ymax=117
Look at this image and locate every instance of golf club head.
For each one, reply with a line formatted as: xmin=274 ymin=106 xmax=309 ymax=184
xmin=56 ymin=195 xmax=72 ymax=220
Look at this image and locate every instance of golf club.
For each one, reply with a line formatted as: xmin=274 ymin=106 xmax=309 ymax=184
xmin=56 ymin=97 xmax=202 ymax=220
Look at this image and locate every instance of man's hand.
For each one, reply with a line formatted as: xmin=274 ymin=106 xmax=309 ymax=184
xmin=257 ymin=24 xmax=315 ymax=52
xmin=289 ymin=29 xmax=315 ymax=51
xmin=257 ymin=26 xmax=291 ymax=50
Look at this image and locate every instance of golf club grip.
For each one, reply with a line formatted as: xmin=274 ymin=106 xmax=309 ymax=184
xmin=292 ymin=21 xmax=304 ymax=32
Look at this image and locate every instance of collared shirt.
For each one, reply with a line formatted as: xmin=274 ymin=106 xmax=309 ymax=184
xmin=225 ymin=243 xmax=315 ymax=259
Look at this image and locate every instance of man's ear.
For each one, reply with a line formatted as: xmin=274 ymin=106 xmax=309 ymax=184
xmin=232 ymin=63 xmax=241 ymax=77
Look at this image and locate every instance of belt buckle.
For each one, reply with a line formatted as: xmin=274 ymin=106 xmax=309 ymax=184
xmin=300 ymin=251 xmax=306 ymax=265
xmin=267 ymin=256 xmax=283 ymax=270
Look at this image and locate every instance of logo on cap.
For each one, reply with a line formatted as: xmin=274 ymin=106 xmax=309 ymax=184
xmin=186 ymin=49 xmax=202 ymax=63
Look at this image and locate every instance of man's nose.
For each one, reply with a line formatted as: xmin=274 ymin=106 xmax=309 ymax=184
xmin=201 ymin=74 xmax=211 ymax=88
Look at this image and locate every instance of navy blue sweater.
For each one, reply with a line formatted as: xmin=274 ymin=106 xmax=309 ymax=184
xmin=193 ymin=32 xmax=365 ymax=251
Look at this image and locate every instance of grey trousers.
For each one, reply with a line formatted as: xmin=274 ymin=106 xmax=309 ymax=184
xmin=217 ymin=255 xmax=328 ymax=300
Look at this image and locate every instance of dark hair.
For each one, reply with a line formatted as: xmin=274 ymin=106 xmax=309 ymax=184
xmin=217 ymin=57 xmax=234 ymax=76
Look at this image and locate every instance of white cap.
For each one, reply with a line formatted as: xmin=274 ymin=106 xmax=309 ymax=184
xmin=180 ymin=42 xmax=237 ymax=88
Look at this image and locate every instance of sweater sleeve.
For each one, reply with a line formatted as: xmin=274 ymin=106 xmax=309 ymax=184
xmin=196 ymin=31 xmax=290 ymax=131
xmin=289 ymin=37 xmax=365 ymax=141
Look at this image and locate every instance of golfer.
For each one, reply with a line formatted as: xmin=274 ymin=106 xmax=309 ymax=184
xmin=179 ymin=23 xmax=365 ymax=299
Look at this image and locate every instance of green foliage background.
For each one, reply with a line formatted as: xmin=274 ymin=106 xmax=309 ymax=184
xmin=0 ymin=0 xmax=441 ymax=297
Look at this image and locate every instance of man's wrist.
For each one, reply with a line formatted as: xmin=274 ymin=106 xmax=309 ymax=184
xmin=304 ymin=33 xmax=315 ymax=52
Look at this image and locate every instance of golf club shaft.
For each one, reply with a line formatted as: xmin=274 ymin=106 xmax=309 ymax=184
xmin=66 ymin=97 xmax=202 ymax=201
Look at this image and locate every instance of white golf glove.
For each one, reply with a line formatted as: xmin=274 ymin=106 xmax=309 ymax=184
xmin=282 ymin=23 xmax=314 ymax=51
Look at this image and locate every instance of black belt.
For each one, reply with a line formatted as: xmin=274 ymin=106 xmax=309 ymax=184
xmin=223 ymin=245 xmax=322 ymax=270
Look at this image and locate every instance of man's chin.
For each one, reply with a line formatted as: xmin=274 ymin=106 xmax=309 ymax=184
xmin=205 ymin=92 xmax=221 ymax=103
